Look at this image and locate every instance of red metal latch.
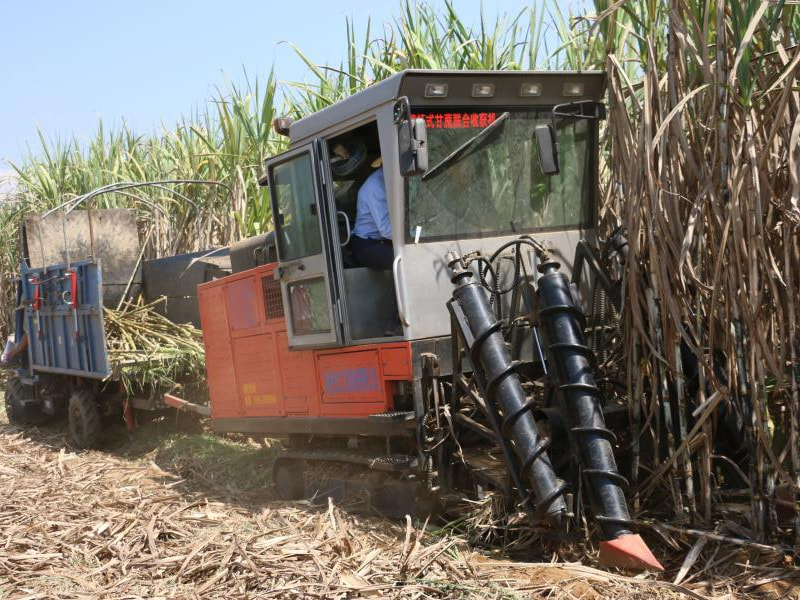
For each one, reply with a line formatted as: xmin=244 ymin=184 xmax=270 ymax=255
xmin=68 ymin=270 xmax=79 ymax=340
xmin=31 ymin=277 xmax=41 ymax=310
xmin=69 ymin=270 xmax=78 ymax=308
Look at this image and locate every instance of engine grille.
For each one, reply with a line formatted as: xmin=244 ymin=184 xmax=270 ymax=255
xmin=262 ymin=276 xmax=284 ymax=319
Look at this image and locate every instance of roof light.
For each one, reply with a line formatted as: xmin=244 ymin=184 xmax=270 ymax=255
xmin=471 ymin=83 xmax=495 ymax=98
xmin=272 ymin=116 xmax=294 ymax=136
xmin=520 ymin=82 xmax=542 ymax=97
xmin=424 ymin=83 xmax=448 ymax=98
xmin=562 ymin=82 xmax=584 ymax=97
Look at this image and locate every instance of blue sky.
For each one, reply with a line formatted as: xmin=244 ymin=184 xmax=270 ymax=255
xmin=0 ymin=1 xmax=558 ymax=171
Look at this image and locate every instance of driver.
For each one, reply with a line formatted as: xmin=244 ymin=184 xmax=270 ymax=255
xmin=349 ymin=157 xmax=393 ymax=270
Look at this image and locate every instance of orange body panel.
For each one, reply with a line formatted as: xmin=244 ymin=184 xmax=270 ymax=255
xmin=315 ymin=345 xmax=411 ymax=416
xmin=197 ymin=264 xmax=413 ymax=423
xmin=198 ymin=284 xmax=240 ymax=419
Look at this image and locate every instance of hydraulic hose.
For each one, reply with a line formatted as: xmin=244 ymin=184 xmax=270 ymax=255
xmin=447 ymin=252 xmax=567 ymax=528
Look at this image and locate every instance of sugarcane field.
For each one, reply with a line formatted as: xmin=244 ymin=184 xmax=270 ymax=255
xmin=1 ymin=1 xmax=800 ymax=598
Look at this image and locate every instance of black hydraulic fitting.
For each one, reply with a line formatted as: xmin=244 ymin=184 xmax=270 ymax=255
xmin=446 ymin=252 xmax=568 ymax=529
xmin=535 ymin=259 xmax=632 ymax=540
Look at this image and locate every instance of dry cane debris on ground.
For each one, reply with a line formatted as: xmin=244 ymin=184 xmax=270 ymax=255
xmin=0 ymin=402 xmax=795 ymax=599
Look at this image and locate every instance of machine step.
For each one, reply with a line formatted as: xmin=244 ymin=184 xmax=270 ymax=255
xmin=282 ymin=448 xmax=418 ymax=472
xmin=368 ymin=410 xmax=415 ymax=422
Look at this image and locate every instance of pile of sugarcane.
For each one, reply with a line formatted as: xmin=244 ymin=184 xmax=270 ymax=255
xmin=104 ymin=299 xmax=205 ymax=394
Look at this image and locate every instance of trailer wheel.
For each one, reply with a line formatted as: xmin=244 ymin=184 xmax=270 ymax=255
xmin=68 ymin=389 xmax=102 ymax=449
xmin=4 ymin=378 xmax=47 ymax=426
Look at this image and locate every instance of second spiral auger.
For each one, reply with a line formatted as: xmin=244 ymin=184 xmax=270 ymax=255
xmin=535 ymin=259 xmax=662 ymax=571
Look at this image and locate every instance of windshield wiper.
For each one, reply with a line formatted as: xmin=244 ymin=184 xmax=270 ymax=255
xmin=421 ymin=111 xmax=510 ymax=181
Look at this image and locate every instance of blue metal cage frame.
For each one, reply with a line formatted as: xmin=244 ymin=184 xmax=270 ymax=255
xmin=20 ymin=259 xmax=111 ymax=380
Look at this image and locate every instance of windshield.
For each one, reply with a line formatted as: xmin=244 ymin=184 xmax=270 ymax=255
xmin=406 ymin=109 xmax=594 ymax=242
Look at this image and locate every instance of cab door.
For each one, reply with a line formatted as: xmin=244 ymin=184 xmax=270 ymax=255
xmin=265 ymin=140 xmax=343 ymax=348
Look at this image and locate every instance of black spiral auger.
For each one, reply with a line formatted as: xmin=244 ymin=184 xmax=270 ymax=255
xmin=446 ymin=252 xmax=568 ymax=530
xmin=535 ymin=259 xmax=663 ymax=571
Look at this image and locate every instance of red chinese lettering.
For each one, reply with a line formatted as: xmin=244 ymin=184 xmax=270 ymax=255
xmin=461 ymin=113 xmax=470 ymax=128
xmin=478 ymin=112 xmax=488 ymax=127
xmin=443 ymin=113 xmax=453 ymax=128
xmin=470 ymin=113 xmax=479 ymax=127
xmin=487 ymin=112 xmax=496 ymax=124
xmin=452 ymin=113 xmax=461 ymax=128
xmin=434 ymin=113 xmax=444 ymax=128
xmin=425 ymin=114 xmax=435 ymax=128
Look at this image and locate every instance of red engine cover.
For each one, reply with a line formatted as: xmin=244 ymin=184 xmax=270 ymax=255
xmin=198 ymin=264 xmax=412 ymax=422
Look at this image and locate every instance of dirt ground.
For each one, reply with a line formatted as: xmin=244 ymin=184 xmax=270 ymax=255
xmin=0 ymin=388 xmax=795 ymax=599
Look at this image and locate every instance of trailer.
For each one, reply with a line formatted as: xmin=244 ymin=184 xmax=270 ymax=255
xmin=194 ymin=69 xmax=663 ymax=571
xmin=3 ymin=208 xmax=228 ymax=448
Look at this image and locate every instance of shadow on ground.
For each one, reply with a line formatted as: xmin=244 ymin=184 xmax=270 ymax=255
xmin=0 ymin=389 xmax=394 ymax=527
xmin=114 ymin=411 xmax=283 ymax=502
xmin=0 ymin=386 xmax=284 ymax=509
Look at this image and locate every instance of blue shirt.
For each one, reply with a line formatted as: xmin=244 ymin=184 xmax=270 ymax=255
xmin=352 ymin=168 xmax=391 ymax=240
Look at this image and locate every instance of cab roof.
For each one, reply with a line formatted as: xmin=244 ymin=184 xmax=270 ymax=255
xmin=289 ymin=69 xmax=607 ymax=145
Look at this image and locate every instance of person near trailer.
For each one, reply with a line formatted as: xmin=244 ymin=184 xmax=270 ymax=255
xmin=349 ymin=157 xmax=394 ymax=271
xmin=3 ymin=281 xmax=29 ymax=368
xmin=1 ymin=332 xmax=28 ymax=367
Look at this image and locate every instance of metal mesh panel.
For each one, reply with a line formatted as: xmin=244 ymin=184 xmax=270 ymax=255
xmin=262 ymin=276 xmax=284 ymax=319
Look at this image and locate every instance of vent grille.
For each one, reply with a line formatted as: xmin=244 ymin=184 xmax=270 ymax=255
xmin=262 ymin=276 xmax=284 ymax=319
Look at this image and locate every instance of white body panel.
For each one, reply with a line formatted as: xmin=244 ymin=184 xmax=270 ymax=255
xmin=394 ymin=228 xmax=594 ymax=341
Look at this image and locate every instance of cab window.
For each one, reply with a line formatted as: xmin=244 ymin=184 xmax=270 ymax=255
xmin=406 ymin=108 xmax=593 ymax=242
xmin=271 ymin=152 xmax=321 ymax=261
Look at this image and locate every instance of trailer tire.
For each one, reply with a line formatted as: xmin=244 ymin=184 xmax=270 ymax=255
xmin=68 ymin=389 xmax=102 ymax=449
xmin=4 ymin=378 xmax=48 ymax=426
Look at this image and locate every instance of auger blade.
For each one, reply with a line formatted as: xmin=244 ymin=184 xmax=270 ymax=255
xmin=598 ymin=534 xmax=664 ymax=572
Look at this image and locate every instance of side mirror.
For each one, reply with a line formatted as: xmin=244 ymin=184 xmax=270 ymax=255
xmin=534 ymin=124 xmax=559 ymax=176
xmin=394 ymin=97 xmax=428 ymax=177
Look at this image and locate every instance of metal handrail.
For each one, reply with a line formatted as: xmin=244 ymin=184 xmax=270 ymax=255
xmin=337 ymin=211 xmax=352 ymax=246
xmin=392 ymin=254 xmax=410 ymax=328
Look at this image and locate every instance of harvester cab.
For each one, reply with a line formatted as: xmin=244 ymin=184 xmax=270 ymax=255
xmin=200 ymin=70 xmax=661 ymax=572
xmin=260 ymin=70 xmax=605 ymax=348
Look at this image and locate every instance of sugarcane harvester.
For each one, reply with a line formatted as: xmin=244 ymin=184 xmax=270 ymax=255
xmin=195 ymin=70 xmax=662 ymax=571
